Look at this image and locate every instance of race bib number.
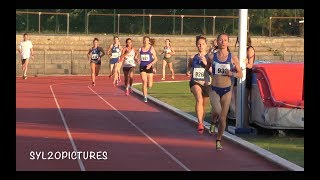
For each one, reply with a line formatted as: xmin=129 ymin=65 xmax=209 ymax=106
xmin=193 ymin=68 xmax=205 ymax=79
xmin=215 ymin=63 xmax=230 ymax=75
xmin=126 ymin=59 xmax=134 ymax=64
xmin=91 ymin=54 xmax=98 ymax=60
xmin=140 ymin=54 xmax=150 ymax=61
xmin=111 ymin=53 xmax=119 ymax=58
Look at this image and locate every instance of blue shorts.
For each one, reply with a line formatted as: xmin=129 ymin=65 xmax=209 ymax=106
xmin=110 ymin=58 xmax=119 ymax=64
xmin=211 ymin=86 xmax=231 ymax=98
xmin=91 ymin=59 xmax=101 ymax=65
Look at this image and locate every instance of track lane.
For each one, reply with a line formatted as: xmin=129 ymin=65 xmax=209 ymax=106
xmin=16 ymin=75 xmax=286 ymax=171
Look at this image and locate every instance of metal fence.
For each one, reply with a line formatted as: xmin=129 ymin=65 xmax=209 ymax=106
xmin=16 ymin=10 xmax=304 ymax=37
xmin=86 ymin=13 xmax=242 ymax=36
xmin=16 ymin=11 xmax=70 ymax=35
xmin=269 ymin=16 xmax=304 ymax=37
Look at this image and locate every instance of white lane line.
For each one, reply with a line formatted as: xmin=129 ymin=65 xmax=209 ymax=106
xmin=50 ymin=84 xmax=86 ymax=171
xmin=88 ymin=86 xmax=191 ymax=171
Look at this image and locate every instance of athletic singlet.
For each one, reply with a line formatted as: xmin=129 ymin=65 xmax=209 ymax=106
xmin=110 ymin=44 xmax=121 ymax=60
xmin=163 ymin=46 xmax=172 ymax=58
xmin=123 ymin=48 xmax=136 ymax=67
xmin=90 ymin=47 xmax=101 ymax=60
xmin=246 ymin=46 xmax=255 ymax=73
xmin=191 ymin=54 xmax=209 ymax=81
xmin=163 ymin=46 xmax=172 ymax=53
xmin=139 ymin=46 xmax=153 ymax=66
xmin=212 ymin=52 xmax=234 ymax=76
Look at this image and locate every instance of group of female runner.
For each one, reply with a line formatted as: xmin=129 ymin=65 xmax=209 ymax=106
xmin=88 ymin=34 xmax=254 ymax=150
xmin=87 ymin=36 xmax=161 ymax=102
xmin=187 ymin=33 xmax=255 ymax=150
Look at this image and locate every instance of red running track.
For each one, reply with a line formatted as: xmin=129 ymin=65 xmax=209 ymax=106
xmin=16 ymin=74 xmax=285 ymax=171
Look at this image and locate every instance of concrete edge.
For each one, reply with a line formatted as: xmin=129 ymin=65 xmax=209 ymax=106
xmin=131 ymin=82 xmax=304 ymax=171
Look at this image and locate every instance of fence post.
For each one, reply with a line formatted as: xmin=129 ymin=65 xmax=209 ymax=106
xmin=26 ymin=9 xmax=29 ymax=32
xmin=203 ymin=9 xmax=206 ymax=34
xmin=142 ymin=9 xmax=145 ymax=34
xmin=86 ymin=12 xmax=90 ymax=34
xmin=212 ymin=16 xmax=216 ymax=37
xmin=173 ymin=9 xmax=176 ymax=34
xmin=181 ymin=15 xmax=184 ymax=35
xmin=269 ymin=17 xmax=272 ymax=37
xmin=38 ymin=12 xmax=41 ymax=34
xmin=149 ymin=14 xmax=152 ymax=35
xmin=67 ymin=13 xmax=69 ymax=36
xmin=113 ymin=9 xmax=116 ymax=34
xmin=117 ymin=14 xmax=120 ymax=35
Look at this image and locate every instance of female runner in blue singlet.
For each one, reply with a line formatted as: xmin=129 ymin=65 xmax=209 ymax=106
xmin=135 ymin=36 xmax=158 ymax=102
xmin=205 ymin=33 xmax=242 ymax=150
xmin=87 ymin=38 xmax=105 ymax=86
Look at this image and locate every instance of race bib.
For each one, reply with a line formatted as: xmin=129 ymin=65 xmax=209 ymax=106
xmin=111 ymin=53 xmax=119 ymax=58
xmin=215 ymin=63 xmax=230 ymax=75
xmin=140 ymin=54 xmax=150 ymax=61
xmin=125 ymin=59 xmax=134 ymax=64
xmin=91 ymin=54 xmax=98 ymax=60
xmin=193 ymin=68 xmax=205 ymax=79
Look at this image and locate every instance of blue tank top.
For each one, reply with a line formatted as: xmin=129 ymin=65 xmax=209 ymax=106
xmin=139 ymin=46 xmax=154 ymax=67
xmin=91 ymin=47 xmax=101 ymax=60
xmin=110 ymin=44 xmax=121 ymax=61
xmin=191 ymin=54 xmax=209 ymax=81
xmin=212 ymin=52 xmax=234 ymax=76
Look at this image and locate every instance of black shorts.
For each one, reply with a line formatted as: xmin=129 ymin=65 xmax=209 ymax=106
xmin=21 ymin=58 xmax=28 ymax=64
xmin=246 ymin=70 xmax=253 ymax=89
xmin=189 ymin=80 xmax=210 ymax=97
xmin=140 ymin=66 xmax=153 ymax=73
xmin=123 ymin=66 xmax=135 ymax=73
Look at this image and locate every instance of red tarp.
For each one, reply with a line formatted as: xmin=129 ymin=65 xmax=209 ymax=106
xmin=253 ymin=63 xmax=304 ymax=109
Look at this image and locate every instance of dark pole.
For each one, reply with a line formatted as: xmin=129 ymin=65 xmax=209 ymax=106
xmin=173 ymin=9 xmax=176 ymax=35
xmin=143 ymin=9 xmax=145 ymax=34
xmin=26 ymin=9 xmax=29 ymax=32
xmin=113 ymin=9 xmax=116 ymax=34
xmin=203 ymin=9 xmax=206 ymax=34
